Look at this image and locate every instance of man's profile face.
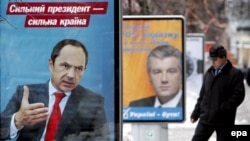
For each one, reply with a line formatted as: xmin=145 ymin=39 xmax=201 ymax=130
xmin=49 ymin=45 xmax=86 ymax=92
xmin=211 ymin=57 xmax=226 ymax=70
xmin=149 ymin=56 xmax=182 ymax=99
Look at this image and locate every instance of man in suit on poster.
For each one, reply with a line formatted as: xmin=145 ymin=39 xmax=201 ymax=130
xmin=0 ymin=39 xmax=109 ymax=141
xmin=129 ymin=45 xmax=183 ymax=107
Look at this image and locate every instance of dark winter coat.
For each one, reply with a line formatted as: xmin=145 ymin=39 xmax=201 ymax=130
xmin=191 ymin=60 xmax=245 ymax=125
xmin=246 ymin=68 xmax=250 ymax=86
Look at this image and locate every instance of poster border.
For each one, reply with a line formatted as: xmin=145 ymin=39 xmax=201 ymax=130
xmin=122 ymin=15 xmax=186 ymax=123
xmin=0 ymin=0 xmax=122 ymax=140
xmin=114 ymin=0 xmax=122 ymax=140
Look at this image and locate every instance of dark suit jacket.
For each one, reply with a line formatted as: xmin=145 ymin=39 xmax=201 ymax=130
xmin=129 ymin=96 xmax=183 ymax=107
xmin=0 ymin=82 xmax=109 ymax=141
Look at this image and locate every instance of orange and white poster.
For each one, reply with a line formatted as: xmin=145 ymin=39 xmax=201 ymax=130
xmin=122 ymin=16 xmax=185 ymax=122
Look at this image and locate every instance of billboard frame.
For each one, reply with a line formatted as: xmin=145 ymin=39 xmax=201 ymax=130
xmin=122 ymin=15 xmax=186 ymax=122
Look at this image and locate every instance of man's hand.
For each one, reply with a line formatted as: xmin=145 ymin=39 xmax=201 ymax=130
xmin=190 ymin=118 xmax=197 ymax=123
xmin=14 ymin=86 xmax=49 ymax=128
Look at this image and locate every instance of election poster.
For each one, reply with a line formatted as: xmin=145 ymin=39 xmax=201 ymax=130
xmin=122 ymin=15 xmax=185 ymax=122
xmin=186 ymin=33 xmax=205 ymax=97
xmin=0 ymin=0 xmax=121 ymax=140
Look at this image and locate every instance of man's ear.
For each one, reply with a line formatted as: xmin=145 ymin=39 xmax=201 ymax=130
xmin=48 ymin=59 xmax=53 ymax=72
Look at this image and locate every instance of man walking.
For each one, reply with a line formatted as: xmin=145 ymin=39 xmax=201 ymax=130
xmin=190 ymin=45 xmax=245 ymax=141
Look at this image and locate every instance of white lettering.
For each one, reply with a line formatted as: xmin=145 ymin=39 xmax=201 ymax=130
xmin=162 ymin=112 xmax=180 ymax=118
xmin=129 ymin=112 xmax=156 ymax=118
xmin=28 ymin=19 xmax=57 ymax=26
xmin=231 ymin=131 xmax=247 ymax=138
xmin=48 ymin=6 xmax=91 ymax=14
xmin=9 ymin=4 xmax=45 ymax=13
xmin=59 ymin=18 xmax=87 ymax=27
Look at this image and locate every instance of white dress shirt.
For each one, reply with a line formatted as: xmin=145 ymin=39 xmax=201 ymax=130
xmin=10 ymin=80 xmax=71 ymax=140
xmin=154 ymin=89 xmax=182 ymax=107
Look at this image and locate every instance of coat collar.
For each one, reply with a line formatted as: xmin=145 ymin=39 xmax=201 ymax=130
xmin=208 ymin=59 xmax=232 ymax=75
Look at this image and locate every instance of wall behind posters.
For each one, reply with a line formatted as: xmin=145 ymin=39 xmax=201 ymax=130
xmin=0 ymin=0 xmax=118 ymax=139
